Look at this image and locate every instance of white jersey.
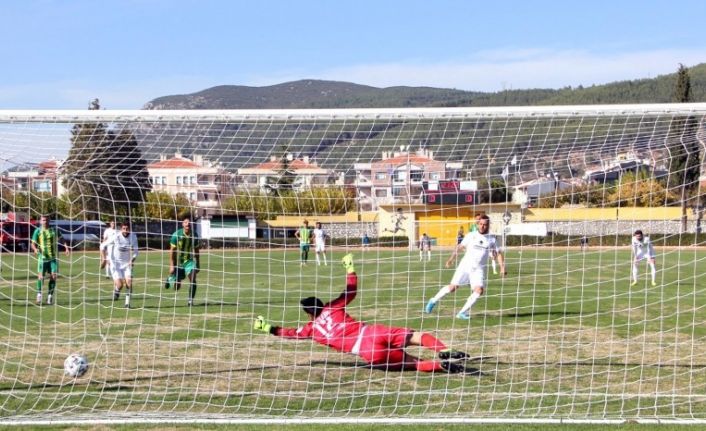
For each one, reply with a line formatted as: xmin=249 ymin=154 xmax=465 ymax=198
xmin=103 ymin=227 xmax=117 ymax=242
xmin=632 ymin=236 xmax=655 ymax=260
xmin=459 ymin=231 xmax=498 ymax=271
xmin=313 ymin=228 xmax=326 ymax=245
xmin=100 ymin=232 xmax=139 ymax=267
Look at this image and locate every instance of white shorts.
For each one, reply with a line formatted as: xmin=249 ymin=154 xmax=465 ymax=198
xmin=111 ymin=264 xmax=133 ymax=281
xmin=315 ymin=241 xmax=325 ymax=252
xmin=634 ymin=254 xmax=655 ymax=262
xmin=450 ymin=267 xmax=485 ymax=288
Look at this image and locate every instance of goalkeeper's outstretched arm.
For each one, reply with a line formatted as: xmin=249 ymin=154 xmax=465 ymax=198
xmin=254 ymin=315 xmax=314 ymax=339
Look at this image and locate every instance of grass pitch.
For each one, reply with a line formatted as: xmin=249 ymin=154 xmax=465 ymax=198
xmin=0 ymin=246 xmax=705 ymax=422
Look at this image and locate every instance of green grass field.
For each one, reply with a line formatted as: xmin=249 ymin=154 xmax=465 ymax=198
xmin=0 ymin=246 xmax=705 ymax=424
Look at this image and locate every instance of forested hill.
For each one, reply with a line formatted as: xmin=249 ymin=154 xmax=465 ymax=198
xmin=144 ymin=63 xmax=706 ymax=109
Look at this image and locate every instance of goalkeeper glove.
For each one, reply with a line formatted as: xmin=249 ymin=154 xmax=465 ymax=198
xmin=341 ymin=253 xmax=355 ymax=274
xmin=254 ymin=315 xmax=274 ymax=334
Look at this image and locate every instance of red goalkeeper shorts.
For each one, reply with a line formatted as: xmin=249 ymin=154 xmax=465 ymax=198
xmin=356 ymin=324 xmax=414 ymax=366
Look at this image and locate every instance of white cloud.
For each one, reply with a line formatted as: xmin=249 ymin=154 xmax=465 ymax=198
xmin=2 ymin=48 xmax=705 ymax=110
xmin=256 ymin=48 xmax=706 ymax=92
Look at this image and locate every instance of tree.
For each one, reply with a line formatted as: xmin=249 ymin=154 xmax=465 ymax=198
xmin=607 ymin=171 xmax=678 ymax=207
xmin=100 ymin=128 xmax=151 ymax=217
xmin=669 ymin=64 xmax=701 ymax=231
xmin=61 ymin=100 xmax=150 ymax=219
xmin=12 ymin=191 xmax=58 ymax=218
xmin=138 ymin=191 xmax=191 ymax=221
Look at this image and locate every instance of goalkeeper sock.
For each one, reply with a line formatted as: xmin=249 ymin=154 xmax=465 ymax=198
xmin=649 ymin=262 xmax=656 ymax=283
xmin=322 ymin=254 xmax=327 ymax=265
xmin=416 ymin=360 xmax=443 ymax=372
xmin=48 ymin=279 xmax=56 ymax=296
xmin=431 ymin=286 xmax=453 ymax=303
xmin=36 ymin=279 xmax=43 ymax=292
xmin=632 ymin=264 xmax=639 ymax=282
xmin=459 ymin=291 xmax=481 ymax=315
xmin=420 ymin=333 xmax=447 ymax=352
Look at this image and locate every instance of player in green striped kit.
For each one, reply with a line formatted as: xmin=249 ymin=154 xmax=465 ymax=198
xmin=31 ymin=215 xmax=69 ymax=305
xmin=295 ymin=220 xmax=312 ymax=266
xmin=165 ymin=217 xmax=200 ymax=306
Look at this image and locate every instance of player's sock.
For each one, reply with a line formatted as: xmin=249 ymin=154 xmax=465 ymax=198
xmin=125 ymin=288 xmax=131 ymax=308
xmin=113 ymin=288 xmax=120 ymax=300
xmin=649 ymin=262 xmax=656 ymax=284
xmin=431 ymin=286 xmax=452 ymax=303
xmin=36 ymin=279 xmax=43 ymax=292
xmin=48 ymin=279 xmax=56 ymax=296
xmin=316 ymin=255 xmax=320 ymax=265
xmin=416 ymin=360 xmax=443 ymax=372
xmin=632 ymin=264 xmax=639 ymax=283
xmin=420 ymin=333 xmax=447 ymax=352
xmin=419 ymin=251 xmax=423 ymax=261
xmin=491 ymin=258 xmax=497 ymax=274
xmin=189 ymin=282 xmax=197 ymax=304
xmin=459 ymin=291 xmax=481 ymax=315
xmin=323 ymin=254 xmax=327 ymax=265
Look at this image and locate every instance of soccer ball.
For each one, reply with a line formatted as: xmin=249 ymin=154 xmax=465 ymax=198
xmin=64 ymin=353 xmax=89 ymax=378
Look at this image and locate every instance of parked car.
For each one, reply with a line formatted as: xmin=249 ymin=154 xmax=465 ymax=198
xmin=0 ymin=221 xmax=35 ymax=252
xmin=48 ymin=220 xmax=105 ymax=250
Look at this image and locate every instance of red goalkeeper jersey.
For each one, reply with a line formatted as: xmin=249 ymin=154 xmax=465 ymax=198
xmin=274 ymin=274 xmax=365 ymax=354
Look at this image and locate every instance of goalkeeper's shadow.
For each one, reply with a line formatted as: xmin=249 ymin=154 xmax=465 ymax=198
xmin=308 ymin=360 xmax=486 ymax=376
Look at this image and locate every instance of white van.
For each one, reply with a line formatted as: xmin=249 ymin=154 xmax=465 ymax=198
xmin=49 ymin=220 xmax=105 ymax=249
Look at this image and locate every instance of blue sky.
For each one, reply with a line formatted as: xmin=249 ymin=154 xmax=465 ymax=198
xmin=2 ymin=0 xmax=706 ymax=109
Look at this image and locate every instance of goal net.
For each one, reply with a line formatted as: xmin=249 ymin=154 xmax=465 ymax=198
xmin=0 ymin=105 xmax=705 ymax=425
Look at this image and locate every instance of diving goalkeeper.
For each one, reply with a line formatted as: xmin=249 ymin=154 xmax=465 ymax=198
xmin=254 ymin=254 xmax=468 ymax=373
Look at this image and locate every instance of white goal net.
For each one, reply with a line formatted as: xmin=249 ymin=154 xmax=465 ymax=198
xmin=0 ymin=105 xmax=705 ymax=425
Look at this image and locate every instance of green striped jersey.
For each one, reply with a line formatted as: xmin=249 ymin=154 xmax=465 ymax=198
xmin=32 ymin=228 xmax=61 ymax=259
xmin=170 ymin=228 xmax=199 ymax=265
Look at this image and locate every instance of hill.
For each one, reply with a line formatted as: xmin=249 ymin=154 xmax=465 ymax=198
xmin=144 ymin=63 xmax=706 ymax=109
xmin=136 ymin=65 xmax=706 ymax=181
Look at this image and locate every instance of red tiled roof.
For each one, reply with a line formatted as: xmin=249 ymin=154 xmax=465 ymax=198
xmin=38 ymin=160 xmax=59 ymax=170
xmin=148 ymin=158 xmax=200 ymax=169
xmin=376 ymin=155 xmax=434 ymax=164
xmin=252 ymin=159 xmax=318 ymax=170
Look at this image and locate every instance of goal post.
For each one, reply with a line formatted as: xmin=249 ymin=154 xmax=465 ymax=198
xmin=0 ymin=104 xmax=705 ymax=424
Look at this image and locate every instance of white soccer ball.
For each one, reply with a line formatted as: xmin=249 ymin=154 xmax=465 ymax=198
xmin=64 ymin=353 xmax=89 ymax=378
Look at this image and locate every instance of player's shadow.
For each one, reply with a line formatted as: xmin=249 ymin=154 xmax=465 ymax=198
xmin=502 ymin=311 xmax=582 ymax=319
xmin=308 ymin=360 xmax=485 ymax=376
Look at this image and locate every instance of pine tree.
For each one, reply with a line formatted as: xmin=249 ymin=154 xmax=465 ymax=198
xmin=668 ymin=64 xmax=701 ymax=231
xmin=61 ymin=100 xmax=150 ymax=219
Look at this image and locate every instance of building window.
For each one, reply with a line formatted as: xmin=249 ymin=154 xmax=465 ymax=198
xmin=190 ymin=176 xmax=196 ymax=184
xmin=375 ymin=172 xmax=386 ymax=180
xmin=392 ymin=188 xmax=403 ymax=196
xmin=190 ymin=192 xmax=197 ymax=201
xmin=176 ymin=176 xmax=182 ymax=185
xmin=410 ymin=170 xmax=424 ymax=181
xmin=431 ymin=173 xmax=440 ymax=180
xmin=375 ymin=189 xmax=387 ymax=197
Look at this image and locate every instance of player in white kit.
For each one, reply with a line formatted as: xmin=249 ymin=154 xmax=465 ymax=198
xmin=101 ymin=220 xmax=117 ymax=278
xmin=631 ymin=229 xmax=657 ymax=286
xmin=313 ymin=222 xmax=327 ymax=266
xmin=425 ymin=215 xmax=505 ymax=320
xmin=100 ymin=221 xmax=139 ymax=308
